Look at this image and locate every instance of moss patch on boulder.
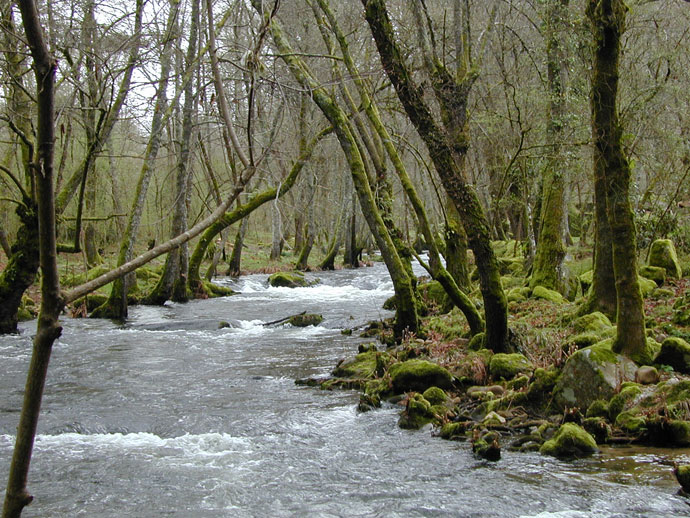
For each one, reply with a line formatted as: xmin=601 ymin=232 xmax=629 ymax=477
xmin=654 ymin=337 xmax=690 ymax=374
xmin=489 ymin=353 xmax=533 ymax=380
xmin=648 ymin=239 xmax=682 ymax=279
xmin=539 ymin=423 xmax=598 ymax=458
xmin=552 ymin=343 xmax=638 ymax=411
xmin=418 ymin=281 xmax=453 ymax=314
xmin=389 ymin=359 xmax=453 ymax=393
xmin=572 ymin=312 xmax=613 ymax=334
xmin=532 ymin=286 xmax=565 ymax=303
xmin=268 ymin=271 xmax=314 ymax=288
xmin=639 ymin=265 xmax=666 ymax=286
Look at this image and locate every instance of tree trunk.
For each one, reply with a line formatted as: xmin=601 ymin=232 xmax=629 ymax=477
xmin=269 ymin=201 xmax=283 ymax=260
xmin=91 ymin=0 xmax=179 ymax=319
xmin=530 ymin=0 xmax=569 ymax=295
xmin=3 ymin=2 xmax=61 ymax=515
xmin=256 ymin=2 xmax=418 ymax=339
xmin=444 ymin=196 xmax=471 ymax=291
xmin=363 ymin=0 xmax=509 ymax=351
xmin=587 ymin=0 xmax=647 ymax=362
xmin=227 ymin=214 xmax=248 ymax=277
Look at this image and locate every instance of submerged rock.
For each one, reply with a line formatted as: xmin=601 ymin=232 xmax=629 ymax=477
xmin=648 ymin=239 xmax=682 ymax=279
xmin=654 ymin=337 xmax=690 ymax=374
xmin=552 ymin=343 xmax=637 ymax=411
xmin=539 ymin=423 xmax=598 ymax=458
xmin=472 ymin=429 xmax=501 ymax=461
xmin=389 ymin=359 xmax=454 ymax=393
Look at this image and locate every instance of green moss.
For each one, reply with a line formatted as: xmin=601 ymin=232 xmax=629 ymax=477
xmin=532 ymin=285 xmax=565 ymax=303
xmin=654 ymin=337 xmax=690 ymax=374
xmin=651 ymin=288 xmax=674 ymax=299
xmin=389 ymin=359 xmax=453 ymax=393
xmin=586 ymin=399 xmax=609 ymax=419
xmin=472 ymin=430 xmax=501 ymax=461
xmin=615 ymin=410 xmax=647 ymax=435
xmin=638 ymin=276 xmax=658 ymax=298
xmin=539 ymin=423 xmax=598 ymax=458
xmin=648 ymin=239 xmax=682 ymax=279
xmin=489 ymin=353 xmax=533 ymax=380
xmin=332 ymin=351 xmax=380 ymax=379
xmin=506 ymin=288 xmax=528 ymax=303
xmin=508 ymin=375 xmax=529 ymax=390
xmin=667 ymin=420 xmax=690 ymax=446
xmin=572 ymin=312 xmax=613 ymax=334
xmin=422 ymin=386 xmax=448 ymax=405
xmin=676 ymin=464 xmax=690 ymax=493
xmin=268 ymin=271 xmax=314 ymax=288
xmin=579 ymin=270 xmax=593 ymax=294
xmin=439 ymin=421 xmax=470 ymax=440
xmin=608 ymin=384 xmax=642 ymax=421
xmin=639 ymin=265 xmax=666 ymax=286
xmin=526 ymin=367 xmax=559 ymax=403
xmin=398 ymin=393 xmax=435 ymax=429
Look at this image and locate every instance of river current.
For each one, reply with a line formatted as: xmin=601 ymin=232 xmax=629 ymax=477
xmin=1 ymin=262 xmax=690 ymax=517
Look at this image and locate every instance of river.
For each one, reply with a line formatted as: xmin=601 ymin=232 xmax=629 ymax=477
xmin=1 ymin=262 xmax=689 ymax=517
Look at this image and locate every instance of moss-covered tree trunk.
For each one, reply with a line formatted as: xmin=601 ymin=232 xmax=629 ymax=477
xmin=363 ymin=0 xmax=509 ymax=351
xmin=0 ymin=4 xmax=39 ymax=335
xmin=91 ymin=0 xmax=179 ymax=319
xmin=587 ymin=0 xmax=647 ymax=362
xmin=255 ymin=1 xmax=418 ymax=338
xmin=444 ymin=197 xmax=471 ymax=291
xmin=227 ymin=213 xmax=248 ymax=277
xmin=530 ymin=0 xmax=569 ymax=295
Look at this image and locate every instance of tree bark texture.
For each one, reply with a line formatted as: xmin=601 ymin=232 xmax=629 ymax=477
xmin=587 ymin=0 xmax=647 ymax=362
xmin=362 ymin=0 xmax=509 ymax=351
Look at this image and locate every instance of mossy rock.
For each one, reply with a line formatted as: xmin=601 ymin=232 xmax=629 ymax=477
xmin=389 ymin=359 xmax=453 ymax=393
xmin=332 ymin=351 xmax=381 ymax=379
xmin=472 ymin=430 xmax=501 ymax=461
xmin=539 ymin=423 xmax=598 ymax=458
xmin=639 ymin=265 xmax=667 ymax=286
xmin=452 ymin=350 xmax=493 ymax=384
xmin=586 ymin=399 xmax=609 ymax=419
xmin=579 ymin=270 xmax=593 ymax=294
xmin=501 ymin=276 xmax=524 ymax=290
xmin=422 ymin=386 xmax=448 ymax=406
xmin=648 ymin=239 xmax=682 ymax=279
xmin=398 ymin=393 xmax=434 ymax=430
xmin=531 ymin=285 xmax=565 ymax=304
xmin=489 ymin=353 xmax=533 ymax=380
xmin=608 ymin=384 xmax=642 ymax=421
xmin=651 ymin=288 xmax=674 ymax=299
xmin=439 ymin=421 xmax=470 ymax=440
xmin=572 ymin=312 xmax=613 ymax=334
xmin=526 ymin=367 xmax=559 ymax=404
xmin=646 ymin=418 xmax=690 ymax=447
xmin=566 ymin=332 xmax=610 ymax=350
xmin=676 ymin=465 xmax=690 ymax=494
xmin=638 ymin=276 xmax=658 ymax=299
xmin=268 ymin=271 xmax=314 ymax=288
xmin=17 ymin=306 xmax=35 ymax=322
xmin=614 ymin=410 xmax=647 ymax=435
xmin=552 ymin=343 xmax=638 ymax=411
xmin=287 ymin=313 xmax=323 ymax=327
xmin=583 ymin=417 xmax=612 ymax=444
xmin=418 ymin=281 xmax=453 ymax=314
xmin=654 ymin=337 xmax=690 ymax=374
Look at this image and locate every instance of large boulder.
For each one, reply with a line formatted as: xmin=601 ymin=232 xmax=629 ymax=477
xmin=648 ymin=239 xmax=682 ymax=279
xmin=389 ymin=359 xmax=453 ymax=393
xmin=531 ymin=286 xmax=565 ymax=303
xmin=572 ymin=312 xmax=613 ymax=334
xmin=539 ymin=423 xmax=598 ymax=458
xmin=268 ymin=271 xmax=314 ymax=288
xmin=654 ymin=337 xmax=690 ymax=374
xmin=552 ymin=343 xmax=638 ymax=410
xmin=639 ymin=265 xmax=666 ymax=286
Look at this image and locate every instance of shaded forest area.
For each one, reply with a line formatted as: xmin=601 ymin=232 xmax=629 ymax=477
xmin=3 ymin=0 xmax=690 ymax=516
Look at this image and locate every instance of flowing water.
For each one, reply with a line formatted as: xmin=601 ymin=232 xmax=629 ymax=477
xmin=1 ymin=262 xmax=690 ymax=517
